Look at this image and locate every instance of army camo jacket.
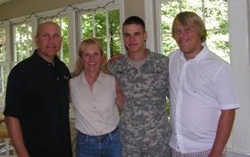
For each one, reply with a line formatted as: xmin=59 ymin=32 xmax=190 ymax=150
xmin=108 ymin=49 xmax=171 ymax=139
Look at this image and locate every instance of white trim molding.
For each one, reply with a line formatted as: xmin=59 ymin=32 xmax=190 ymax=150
xmin=226 ymin=150 xmax=250 ymax=157
xmin=228 ymin=0 xmax=250 ymax=155
xmin=144 ymin=0 xmax=155 ymax=52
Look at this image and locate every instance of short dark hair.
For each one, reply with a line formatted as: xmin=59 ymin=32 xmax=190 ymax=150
xmin=122 ymin=16 xmax=145 ymax=31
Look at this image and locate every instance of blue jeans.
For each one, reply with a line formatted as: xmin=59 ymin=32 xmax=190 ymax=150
xmin=76 ymin=127 xmax=121 ymax=157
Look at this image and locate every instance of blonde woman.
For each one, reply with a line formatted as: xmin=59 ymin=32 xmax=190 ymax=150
xmin=70 ymin=38 xmax=123 ymax=157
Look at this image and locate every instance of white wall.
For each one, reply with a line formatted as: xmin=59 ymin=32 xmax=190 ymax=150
xmin=227 ymin=0 xmax=250 ymax=156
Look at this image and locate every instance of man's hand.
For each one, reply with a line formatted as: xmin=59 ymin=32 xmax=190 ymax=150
xmin=108 ymin=53 xmax=124 ymax=64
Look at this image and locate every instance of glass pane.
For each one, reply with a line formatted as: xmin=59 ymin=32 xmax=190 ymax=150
xmin=14 ymin=22 xmax=33 ymax=62
xmin=110 ymin=36 xmax=122 ymax=56
xmin=0 ymin=62 xmax=9 ymax=109
xmin=55 ymin=17 xmax=70 ymax=65
xmin=79 ymin=9 xmax=121 ymax=58
xmin=182 ymin=0 xmax=203 ymax=16
xmin=61 ymin=17 xmax=69 ymax=65
xmin=98 ymin=37 xmax=108 ymax=54
xmin=161 ymin=2 xmax=179 ymax=34
xmin=109 ymin=9 xmax=120 ymax=37
xmin=81 ymin=13 xmax=93 ymax=39
xmin=1 ymin=63 xmax=8 ymax=109
xmin=0 ymin=28 xmax=6 ymax=61
xmin=207 ymin=29 xmax=230 ymax=62
xmin=162 ymin=34 xmax=177 ymax=56
xmin=95 ymin=11 xmax=107 ymax=37
xmin=204 ymin=0 xmax=228 ymax=30
xmin=0 ymin=63 xmax=8 ymax=95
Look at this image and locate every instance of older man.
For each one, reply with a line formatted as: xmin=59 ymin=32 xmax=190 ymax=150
xmin=4 ymin=21 xmax=72 ymax=157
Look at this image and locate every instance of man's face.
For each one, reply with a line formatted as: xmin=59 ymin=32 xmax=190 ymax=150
xmin=122 ymin=24 xmax=147 ymax=54
xmin=35 ymin=23 xmax=62 ymax=61
xmin=173 ymin=20 xmax=202 ymax=56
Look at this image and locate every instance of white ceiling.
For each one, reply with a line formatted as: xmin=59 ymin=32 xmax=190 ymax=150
xmin=0 ymin=0 xmax=11 ymax=5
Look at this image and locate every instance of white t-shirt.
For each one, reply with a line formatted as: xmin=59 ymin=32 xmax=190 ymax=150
xmin=168 ymin=45 xmax=239 ymax=153
xmin=70 ymin=71 xmax=119 ymax=136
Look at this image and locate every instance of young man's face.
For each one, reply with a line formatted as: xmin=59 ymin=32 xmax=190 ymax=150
xmin=35 ymin=22 xmax=62 ymax=61
xmin=122 ymin=24 xmax=147 ymax=54
xmin=173 ymin=20 xmax=202 ymax=56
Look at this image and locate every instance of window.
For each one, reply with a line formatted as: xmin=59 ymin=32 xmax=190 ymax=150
xmin=0 ymin=27 xmax=8 ymax=106
xmin=158 ymin=0 xmax=230 ymax=62
xmin=79 ymin=9 xmax=121 ymax=60
xmin=13 ymin=22 xmax=33 ymax=64
xmin=0 ymin=27 xmax=6 ymax=62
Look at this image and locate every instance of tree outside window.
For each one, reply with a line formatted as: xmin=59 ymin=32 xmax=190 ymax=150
xmin=14 ymin=22 xmax=33 ymax=64
xmin=0 ymin=27 xmax=8 ymax=107
xmin=80 ymin=9 xmax=121 ymax=60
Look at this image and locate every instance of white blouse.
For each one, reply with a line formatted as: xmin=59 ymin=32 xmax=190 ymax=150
xmin=70 ymin=71 xmax=119 ymax=136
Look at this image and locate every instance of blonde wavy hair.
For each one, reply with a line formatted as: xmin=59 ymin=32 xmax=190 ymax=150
xmin=172 ymin=11 xmax=207 ymax=43
xmin=72 ymin=38 xmax=105 ymax=77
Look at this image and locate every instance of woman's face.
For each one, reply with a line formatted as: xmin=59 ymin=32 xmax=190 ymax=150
xmin=81 ymin=44 xmax=103 ymax=75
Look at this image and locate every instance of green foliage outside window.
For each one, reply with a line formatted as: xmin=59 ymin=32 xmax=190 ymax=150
xmin=80 ymin=9 xmax=121 ymax=59
xmin=14 ymin=22 xmax=33 ymax=62
xmin=108 ymin=10 xmax=121 ymax=56
xmin=0 ymin=28 xmax=6 ymax=62
xmin=50 ymin=17 xmax=70 ymax=66
xmin=0 ymin=27 xmax=8 ymax=105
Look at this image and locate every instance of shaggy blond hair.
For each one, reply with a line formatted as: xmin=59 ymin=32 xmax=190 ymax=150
xmin=172 ymin=11 xmax=207 ymax=43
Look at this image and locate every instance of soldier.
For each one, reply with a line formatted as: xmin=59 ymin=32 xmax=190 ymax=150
xmin=108 ymin=16 xmax=171 ymax=157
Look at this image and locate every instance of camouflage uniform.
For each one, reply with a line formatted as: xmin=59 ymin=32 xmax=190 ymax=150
xmin=108 ymin=50 xmax=171 ymax=157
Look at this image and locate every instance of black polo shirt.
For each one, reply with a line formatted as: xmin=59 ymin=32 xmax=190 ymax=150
xmin=4 ymin=50 xmax=72 ymax=157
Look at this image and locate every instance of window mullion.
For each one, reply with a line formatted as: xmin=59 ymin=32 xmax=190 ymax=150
xmin=92 ymin=13 xmax=96 ymax=37
xmin=26 ymin=26 xmax=29 ymax=58
xmin=14 ymin=26 xmax=17 ymax=63
xmin=59 ymin=18 xmax=64 ymax=61
xmin=179 ymin=0 xmax=183 ymax=12
xmin=202 ymin=0 xmax=205 ymax=22
xmin=106 ymin=11 xmax=111 ymax=59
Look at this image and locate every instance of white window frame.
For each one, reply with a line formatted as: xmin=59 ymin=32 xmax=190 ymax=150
xmin=155 ymin=0 xmax=164 ymax=54
xmin=144 ymin=0 xmax=156 ymax=52
xmin=0 ymin=22 xmax=11 ymax=109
